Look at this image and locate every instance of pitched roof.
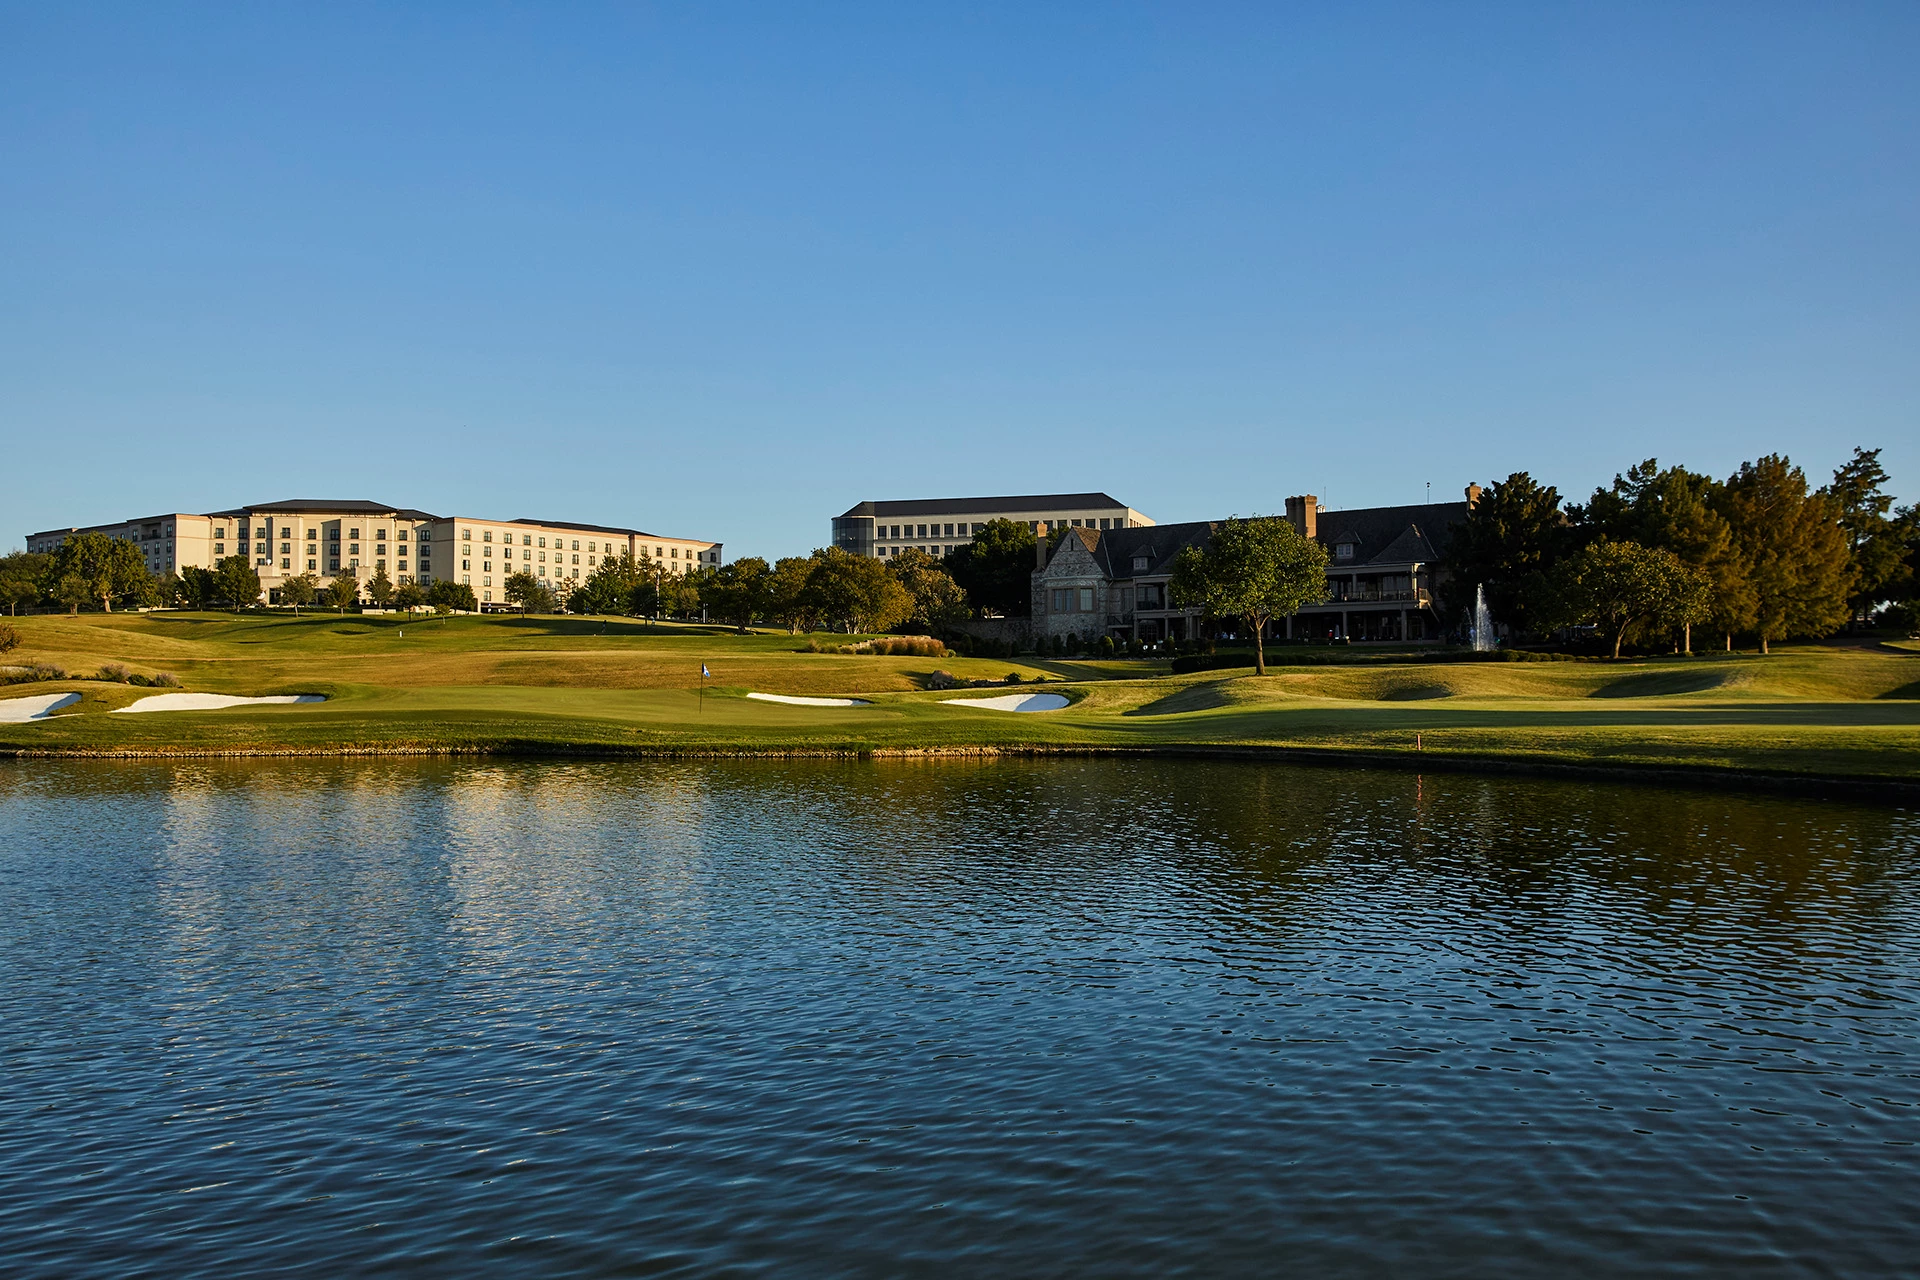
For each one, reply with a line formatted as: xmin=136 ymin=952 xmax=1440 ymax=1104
xmin=219 ymin=498 xmax=444 ymax=521
xmin=1045 ymin=520 xmax=1215 ymax=577
xmin=1317 ymin=501 xmax=1466 ymax=566
xmin=841 ymin=492 xmax=1133 ymax=519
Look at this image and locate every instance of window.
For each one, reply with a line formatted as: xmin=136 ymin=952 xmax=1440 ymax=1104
xmin=1335 ymin=543 xmax=1355 ymax=560
xmin=376 ymin=559 xmax=386 ymax=570
xmin=255 ymin=527 xmax=267 ymax=539
xmin=280 ymin=558 xmax=290 ymax=570
xmin=214 ymin=528 xmax=227 ymax=539
xmin=571 ymin=554 xmax=579 ymax=565
xmin=349 ymin=528 xmax=359 ymax=539
xmin=1078 ymin=587 xmax=1094 ymax=611
xmin=1132 ymin=556 xmax=1149 ymax=572
xmin=571 ymin=540 xmax=579 ymax=551
xmin=538 ymin=537 xmax=546 ymax=548
xmin=349 ymin=543 xmax=360 ymax=555
xmin=330 ymin=529 xmax=340 ymax=541
xmin=377 ymin=530 xmax=387 ymax=542
xmin=418 ymin=529 xmax=430 ymax=543
xmin=943 ymin=523 xmax=953 ymax=537
xmin=463 ymin=575 xmax=471 ymax=585
xmin=1100 ymin=519 xmax=1112 ymax=530
xmin=483 ymin=576 xmax=491 ymax=587
xmin=214 ymin=543 xmax=225 ymax=555
xmin=523 ymin=534 xmax=532 ymax=546
xmin=1051 ymin=588 xmax=1068 ymax=611
xmin=462 ymin=559 xmax=471 ymax=571
xmin=396 ymin=530 xmax=407 ymax=542
xmin=671 ymin=548 xmax=679 ymax=558
xmin=655 ymin=546 xmax=663 ymax=558
xmin=349 ymin=558 xmax=360 ymax=569
xmin=307 ymin=559 xmax=316 ymax=570
xmin=280 ymin=542 xmax=290 ymax=554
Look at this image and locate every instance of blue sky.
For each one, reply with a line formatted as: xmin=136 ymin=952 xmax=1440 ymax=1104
xmin=3 ymin=3 xmax=1916 ymax=559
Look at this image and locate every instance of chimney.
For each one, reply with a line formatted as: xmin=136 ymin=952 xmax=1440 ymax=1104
xmin=1284 ymin=495 xmax=1318 ymax=540
xmin=1465 ymin=483 xmax=1483 ymax=509
xmin=1035 ymin=521 xmax=1049 ymax=569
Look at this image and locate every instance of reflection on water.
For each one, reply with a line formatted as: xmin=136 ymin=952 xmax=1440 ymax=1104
xmin=2 ymin=759 xmax=1916 ymax=1277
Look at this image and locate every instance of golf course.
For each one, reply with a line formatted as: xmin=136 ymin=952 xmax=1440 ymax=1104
xmin=3 ymin=610 xmax=1918 ymax=791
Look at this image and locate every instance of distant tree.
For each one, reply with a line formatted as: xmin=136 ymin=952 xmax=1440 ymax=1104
xmin=1717 ymin=454 xmax=1851 ymax=653
xmin=213 ymin=556 xmax=263 ymax=612
xmin=0 ymin=620 xmax=18 ymax=655
xmin=1542 ymin=540 xmax=1710 ymax=659
xmin=888 ymin=548 xmax=971 ymax=634
xmin=391 ymin=582 xmax=426 ymax=611
xmin=1821 ymin=447 xmax=1905 ymax=624
xmin=503 ymin=571 xmax=549 ymax=615
xmin=945 ymin=519 xmax=1038 ymax=617
xmin=1168 ymin=516 xmax=1329 ymax=675
xmin=364 ymin=565 xmax=395 ymax=609
xmin=426 ymin=580 xmax=477 ymax=612
xmin=326 ymin=571 xmax=360 ymax=613
xmin=281 ymin=572 xmax=318 ymax=615
xmin=657 ymin=567 xmax=704 ymax=620
xmin=55 ymin=573 xmax=92 ymax=615
xmin=1445 ymin=473 xmax=1572 ymax=635
xmin=765 ymin=556 xmax=819 ymax=633
xmin=0 ymin=551 xmax=50 ymax=615
xmin=50 ymin=532 xmax=151 ymax=614
xmin=805 ymin=547 xmax=912 ymax=633
xmin=576 ymin=551 xmax=651 ymax=616
xmin=176 ymin=566 xmax=218 ymax=611
xmin=703 ymin=556 xmax=772 ymax=633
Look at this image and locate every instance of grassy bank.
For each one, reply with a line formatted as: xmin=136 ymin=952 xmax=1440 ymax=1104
xmin=3 ymin=611 xmax=1918 ymax=787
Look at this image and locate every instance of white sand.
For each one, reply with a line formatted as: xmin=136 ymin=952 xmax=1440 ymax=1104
xmin=112 ymin=693 xmax=327 ymax=714
xmin=940 ymin=692 xmax=1071 ymax=713
xmin=0 ymin=692 xmax=82 ymax=723
xmin=745 ymin=691 xmax=872 ymax=707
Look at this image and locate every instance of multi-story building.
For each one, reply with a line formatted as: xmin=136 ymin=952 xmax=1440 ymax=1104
xmin=1031 ymin=493 xmax=1470 ymax=644
xmin=832 ymin=492 xmax=1153 ymax=560
xmin=26 ymin=499 xmax=722 ymax=609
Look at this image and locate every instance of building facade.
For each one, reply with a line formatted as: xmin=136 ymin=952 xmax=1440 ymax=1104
xmin=27 ymin=499 xmax=722 ymax=609
xmin=1031 ymin=493 xmax=1470 ymax=644
xmin=832 ymin=493 xmax=1153 ymax=560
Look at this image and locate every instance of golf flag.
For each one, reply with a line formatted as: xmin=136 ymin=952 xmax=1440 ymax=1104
xmin=701 ymin=664 xmax=711 ymax=678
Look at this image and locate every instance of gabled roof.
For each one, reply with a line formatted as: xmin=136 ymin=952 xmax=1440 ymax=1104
xmin=841 ymin=492 xmax=1133 ymax=519
xmin=1044 ymin=520 xmax=1215 ymax=578
xmin=1315 ymin=501 xmax=1466 ymax=567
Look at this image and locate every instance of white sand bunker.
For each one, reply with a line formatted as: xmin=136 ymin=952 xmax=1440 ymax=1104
xmin=113 ymin=693 xmax=327 ymax=714
xmin=0 ymin=693 xmax=82 ymax=723
xmin=941 ymin=692 xmax=1070 ymax=713
xmin=745 ymin=692 xmax=872 ymax=707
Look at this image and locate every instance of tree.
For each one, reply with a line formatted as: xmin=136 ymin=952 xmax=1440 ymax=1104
xmin=765 ymin=556 xmax=819 ymax=633
xmin=1717 ymin=455 xmax=1851 ymax=654
xmin=1445 ymin=474 xmax=1571 ymax=635
xmin=889 ymin=549 xmax=970 ymax=634
xmin=0 ymin=620 xmax=19 ymax=655
xmin=55 ymin=573 xmax=92 ymax=615
xmin=213 ymin=555 xmax=262 ymax=612
xmin=0 ymin=551 xmax=50 ymax=616
xmin=804 ymin=547 xmax=911 ymax=633
xmin=426 ymin=580 xmax=476 ymax=612
xmin=575 ymin=551 xmax=652 ymax=616
xmin=945 ymin=518 xmax=1038 ymax=617
xmin=281 ymin=572 xmax=318 ymax=615
xmin=363 ymin=566 xmax=395 ymax=609
xmin=657 ymin=567 xmax=704 ymax=620
xmin=176 ymin=566 xmax=218 ymax=611
xmin=1168 ymin=517 xmax=1330 ymax=675
xmin=503 ymin=571 xmax=553 ymax=615
xmin=703 ymin=557 xmax=772 ymax=633
xmin=50 ymin=532 xmax=151 ymax=614
xmin=326 ymin=572 xmax=360 ymax=613
xmin=1543 ymin=539 xmax=1710 ymax=659
xmin=392 ymin=582 xmax=426 ymax=611
xmin=1822 ymin=447 xmax=1905 ymax=624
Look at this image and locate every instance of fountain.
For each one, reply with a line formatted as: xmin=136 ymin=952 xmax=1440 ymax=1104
xmin=1471 ymin=583 xmax=1495 ymax=652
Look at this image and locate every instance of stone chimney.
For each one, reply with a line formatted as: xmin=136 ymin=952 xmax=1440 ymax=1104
xmin=1035 ymin=521 xmax=1049 ymax=569
xmin=1465 ymin=483 xmax=1483 ymax=509
xmin=1284 ymin=495 xmax=1318 ymax=540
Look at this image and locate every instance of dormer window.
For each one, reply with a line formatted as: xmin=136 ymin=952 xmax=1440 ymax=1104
xmin=1335 ymin=542 xmax=1355 ymax=560
xmin=1132 ymin=556 xmax=1149 ymax=572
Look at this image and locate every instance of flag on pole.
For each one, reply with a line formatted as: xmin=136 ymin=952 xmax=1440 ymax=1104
xmin=701 ymin=664 xmax=711 ymax=678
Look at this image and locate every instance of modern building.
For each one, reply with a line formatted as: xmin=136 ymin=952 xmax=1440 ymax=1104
xmin=26 ymin=499 xmax=722 ymax=609
xmin=832 ymin=493 xmax=1153 ymax=560
xmin=1030 ymin=493 xmax=1471 ymax=644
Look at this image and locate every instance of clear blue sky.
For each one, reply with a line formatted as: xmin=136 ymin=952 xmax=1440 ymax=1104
xmin=3 ymin=3 xmax=1916 ymax=559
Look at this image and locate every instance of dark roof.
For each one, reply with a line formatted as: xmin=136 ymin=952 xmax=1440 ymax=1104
xmin=510 ymin=517 xmax=716 ymax=543
xmin=1044 ymin=520 xmax=1215 ymax=578
xmin=218 ymin=499 xmax=444 ymax=521
xmin=1317 ymin=501 xmax=1466 ymax=567
xmin=841 ymin=492 xmax=1133 ymax=519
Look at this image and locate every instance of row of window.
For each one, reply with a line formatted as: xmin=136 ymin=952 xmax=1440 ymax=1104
xmin=877 ymin=516 xmax=1124 ymax=540
xmin=1049 ymin=585 xmax=1165 ymax=612
xmin=879 ymin=545 xmax=958 ymax=558
xmin=213 ymin=525 xmax=430 ymax=542
xmin=455 ymin=529 xmax=717 ymax=564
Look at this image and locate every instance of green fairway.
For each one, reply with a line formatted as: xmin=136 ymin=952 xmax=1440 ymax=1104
xmin=3 ymin=611 xmax=1918 ymax=785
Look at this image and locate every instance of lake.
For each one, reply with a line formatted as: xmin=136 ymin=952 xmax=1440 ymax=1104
xmin=2 ymin=758 xmax=1916 ymax=1276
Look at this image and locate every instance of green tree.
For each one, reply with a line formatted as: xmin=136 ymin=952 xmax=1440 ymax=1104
xmin=703 ymin=557 xmax=772 ymax=633
xmin=1445 ymin=474 xmax=1571 ymax=635
xmin=426 ymin=580 xmax=476 ymax=612
xmin=944 ymin=519 xmax=1038 ymax=617
xmin=213 ymin=556 xmax=262 ymax=612
xmin=177 ymin=566 xmax=218 ymax=610
xmin=0 ymin=551 xmax=50 ymax=615
xmin=392 ymin=582 xmax=426 ymax=611
xmin=1543 ymin=539 xmax=1710 ymax=659
xmin=657 ymin=567 xmax=704 ymax=619
xmin=326 ymin=572 xmax=360 ymax=613
xmin=0 ymin=620 xmax=19 ymax=655
xmin=1822 ymin=446 xmax=1905 ymax=624
xmin=805 ymin=547 xmax=912 ymax=633
xmin=503 ymin=571 xmax=551 ymax=615
xmin=364 ymin=565 xmax=395 ymax=609
xmin=55 ymin=573 xmax=92 ymax=614
xmin=888 ymin=548 xmax=971 ymax=634
xmin=1168 ymin=516 xmax=1330 ymax=675
xmin=50 ymin=532 xmax=151 ymax=614
xmin=576 ymin=551 xmax=652 ymax=616
xmin=1716 ymin=454 xmax=1851 ymax=654
xmin=281 ymin=572 xmax=318 ymax=615
xmin=765 ymin=556 xmax=819 ymax=633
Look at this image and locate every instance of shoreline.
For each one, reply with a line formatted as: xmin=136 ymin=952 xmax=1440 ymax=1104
xmin=6 ymin=738 xmax=1915 ymax=804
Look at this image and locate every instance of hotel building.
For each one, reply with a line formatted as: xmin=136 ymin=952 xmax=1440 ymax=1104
xmin=832 ymin=492 xmax=1153 ymax=560
xmin=26 ymin=499 xmax=723 ymax=608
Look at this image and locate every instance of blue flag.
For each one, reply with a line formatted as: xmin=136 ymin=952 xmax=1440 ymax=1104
xmin=701 ymin=664 xmax=710 ymax=678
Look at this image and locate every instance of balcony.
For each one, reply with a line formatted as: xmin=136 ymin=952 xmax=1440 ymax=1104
xmin=1317 ymin=588 xmax=1431 ymax=606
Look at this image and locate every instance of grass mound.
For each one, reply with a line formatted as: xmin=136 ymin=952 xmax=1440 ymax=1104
xmin=1590 ymin=670 xmax=1739 ymax=699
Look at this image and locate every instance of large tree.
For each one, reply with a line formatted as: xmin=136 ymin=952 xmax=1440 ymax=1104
xmin=1445 ymin=473 xmax=1571 ymax=635
xmin=1543 ymin=539 xmax=1711 ymax=659
xmin=575 ymin=551 xmax=652 ymax=616
xmin=765 ymin=556 xmax=819 ymax=633
xmin=213 ymin=555 xmax=263 ymax=612
xmin=503 ymin=571 xmax=554 ymax=615
xmin=805 ymin=547 xmax=912 ymax=633
xmin=888 ymin=549 xmax=970 ymax=634
xmin=363 ymin=566 xmax=395 ymax=609
xmin=50 ymin=532 xmax=151 ymax=614
xmin=326 ymin=572 xmax=360 ymax=613
xmin=1822 ymin=446 xmax=1906 ymax=624
xmin=426 ymin=580 xmax=476 ymax=612
xmin=54 ymin=573 xmax=92 ymax=615
xmin=944 ymin=518 xmax=1037 ymax=617
xmin=177 ymin=566 xmax=218 ymax=610
xmin=1168 ymin=516 xmax=1330 ymax=675
xmin=703 ymin=557 xmax=772 ymax=633
xmin=281 ymin=572 xmax=318 ymax=615
xmin=0 ymin=551 xmax=50 ymax=616
xmin=1716 ymin=454 xmax=1851 ymax=654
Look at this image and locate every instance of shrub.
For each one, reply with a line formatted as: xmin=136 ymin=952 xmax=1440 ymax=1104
xmin=0 ymin=621 xmax=18 ymax=656
xmin=151 ymin=671 xmax=182 ymax=687
xmin=1005 ymin=672 xmax=1022 ymax=684
xmin=925 ymin=670 xmax=959 ymax=690
xmin=97 ymin=662 xmax=133 ymax=683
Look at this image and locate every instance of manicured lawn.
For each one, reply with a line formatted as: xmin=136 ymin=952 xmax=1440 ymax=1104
xmin=3 ymin=611 xmax=1918 ymax=784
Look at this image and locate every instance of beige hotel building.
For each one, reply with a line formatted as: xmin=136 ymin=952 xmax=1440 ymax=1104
xmin=26 ymin=498 xmax=722 ymax=608
xmin=831 ymin=492 xmax=1154 ymax=560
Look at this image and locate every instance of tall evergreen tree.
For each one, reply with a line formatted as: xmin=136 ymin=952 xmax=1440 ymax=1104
xmin=944 ymin=519 xmax=1038 ymax=617
xmin=1444 ymin=473 xmax=1570 ymax=635
xmin=1821 ymin=446 xmax=1905 ymax=623
xmin=1716 ymin=455 xmax=1850 ymax=653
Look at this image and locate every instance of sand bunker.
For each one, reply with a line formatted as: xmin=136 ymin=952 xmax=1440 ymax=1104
xmin=0 ymin=693 xmax=82 ymax=723
xmin=745 ymin=692 xmax=872 ymax=707
xmin=112 ymin=693 xmax=327 ymax=714
xmin=940 ymin=692 xmax=1070 ymax=713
